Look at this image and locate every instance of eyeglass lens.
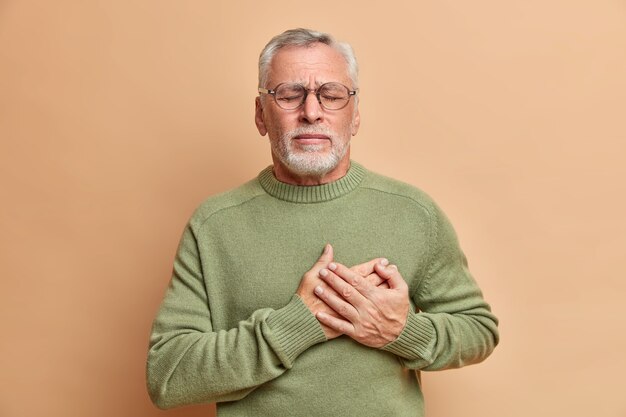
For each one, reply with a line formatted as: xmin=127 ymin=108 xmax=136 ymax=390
xmin=274 ymin=83 xmax=351 ymax=110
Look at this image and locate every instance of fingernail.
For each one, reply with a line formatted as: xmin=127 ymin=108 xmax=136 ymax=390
xmin=319 ymin=269 xmax=328 ymax=277
xmin=323 ymin=244 xmax=330 ymax=254
xmin=389 ymin=264 xmax=398 ymax=270
xmin=314 ymin=286 xmax=323 ymax=295
xmin=328 ymin=263 xmax=337 ymax=271
xmin=380 ymin=258 xmax=389 ymax=266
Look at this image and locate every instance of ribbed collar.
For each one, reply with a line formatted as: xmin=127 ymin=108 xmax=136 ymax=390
xmin=257 ymin=161 xmax=367 ymax=203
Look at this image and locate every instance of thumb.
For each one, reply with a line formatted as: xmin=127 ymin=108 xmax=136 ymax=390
xmin=315 ymin=243 xmax=334 ymax=266
xmin=351 ymin=257 xmax=389 ymax=277
xmin=374 ymin=263 xmax=404 ymax=289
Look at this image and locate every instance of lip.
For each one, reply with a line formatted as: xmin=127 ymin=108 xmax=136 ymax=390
xmin=294 ymin=134 xmax=330 ymax=140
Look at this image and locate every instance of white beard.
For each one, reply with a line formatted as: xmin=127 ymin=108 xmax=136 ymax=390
xmin=272 ymin=126 xmax=350 ymax=177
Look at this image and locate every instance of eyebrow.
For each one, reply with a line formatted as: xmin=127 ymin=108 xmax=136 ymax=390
xmin=279 ymin=81 xmax=330 ymax=88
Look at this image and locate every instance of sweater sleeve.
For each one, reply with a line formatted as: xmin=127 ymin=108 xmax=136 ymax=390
xmin=380 ymin=202 xmax=499 ymax=370
xmin=146 ymin=224 xmax=327 ymax=409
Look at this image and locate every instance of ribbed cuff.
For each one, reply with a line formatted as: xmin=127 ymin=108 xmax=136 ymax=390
xmin=380 ymin=313 xmax=436 ymax=361
xmin=265 ymin=295 xmax=327 ymax=368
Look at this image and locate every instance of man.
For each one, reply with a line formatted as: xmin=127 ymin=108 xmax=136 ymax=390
xmin=147 ymin=28 xmax=498 ymax=416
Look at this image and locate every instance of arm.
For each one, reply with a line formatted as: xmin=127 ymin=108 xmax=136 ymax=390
xmin=380 ymin=205 xmax=499 ymax=370
xmin=146 ymin=225 xmax=327 ymax=409
xmin=315 ymin=206 xmax=499 ymax=370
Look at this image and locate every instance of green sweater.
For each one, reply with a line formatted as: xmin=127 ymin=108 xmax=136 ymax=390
xmin=147 ymin=161 xmax=498 ymax=416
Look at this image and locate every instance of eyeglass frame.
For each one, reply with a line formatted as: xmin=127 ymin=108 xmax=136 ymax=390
xmin=258 ymin=82 xmax=359 ymax=111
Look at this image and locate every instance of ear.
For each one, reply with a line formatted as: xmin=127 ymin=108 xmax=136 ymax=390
xmin=351 ymin=106 xmax=361 ymax=136
xmin=255 ymin=97 xmax=267 ymax=136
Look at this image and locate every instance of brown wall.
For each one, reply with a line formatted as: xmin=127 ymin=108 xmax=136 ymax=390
xmin=1 ymin=1 xmax=625 ymax=416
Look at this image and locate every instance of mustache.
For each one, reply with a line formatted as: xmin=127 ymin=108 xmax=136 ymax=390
xmin=283 ymin=126 xmax=335 ymax=139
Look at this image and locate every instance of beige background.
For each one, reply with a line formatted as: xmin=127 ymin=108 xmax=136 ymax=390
xmin=1 ymin=1 xmax=625 ymax=416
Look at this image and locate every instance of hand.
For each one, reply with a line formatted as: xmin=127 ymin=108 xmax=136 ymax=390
xmin=296 ymin=244 xmax=344 ymax=339
xmin=314 ymin=261 xmax=410 ymax=348
xmin=350 ymin=258 xmax=390 ymax=290
xmin=296 ymin=246 xmax=390 ymax=340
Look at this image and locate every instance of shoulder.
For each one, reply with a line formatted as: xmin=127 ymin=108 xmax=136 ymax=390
xmin=358 ymin=165 xmax=440 ymax=217
xmin=187 ymin=176 xmax=266 ymax=231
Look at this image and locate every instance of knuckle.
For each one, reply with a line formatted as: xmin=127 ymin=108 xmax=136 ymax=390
xmin=338 ymin=305 xmax=351 ymax=317
xmin=356 ymin=327 xmax=371 ymax=340
xmin=341 ymin=287 xmax=353 ymax=299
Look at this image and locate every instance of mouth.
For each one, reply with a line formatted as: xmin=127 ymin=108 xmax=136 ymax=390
xmin=293 ymin=134 xmax=330 ymax=145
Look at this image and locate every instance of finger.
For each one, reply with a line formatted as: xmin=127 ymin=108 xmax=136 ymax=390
xmin=374 ymin=264 xmax=407 ymax=290
xmin=314 ymin=244 xmax=334 ymax=267
xmin=363 ymin=272 xmax=391 ymax=288
xmin=363 ymin=272 xmax=384 ymax=287
xmin=317 ymin=281 xmax=342 ymax=300
xmin=328 ymin=262 xmax=370 ymax=291
xmin=320 ymin=266 xmax=370 ymax=303
xmin=351 ymin=257 xmax=389 ymax=277
xmin=373 ymin=275 xmax=390 ymax=289
xmin=316 ymin=311 xmax=355 ymax=337
xmin=362 ymin=273 xmax=391 ymax=289
xmin=314 ymin=284 xmax=359 ymax=321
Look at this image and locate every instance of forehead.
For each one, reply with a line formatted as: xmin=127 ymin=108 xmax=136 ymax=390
xmin=267 ymin=43 xmax=351 ymax=86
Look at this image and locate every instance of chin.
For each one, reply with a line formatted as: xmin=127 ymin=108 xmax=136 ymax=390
xmin=283 ymin=153 xmax=340 ymax=177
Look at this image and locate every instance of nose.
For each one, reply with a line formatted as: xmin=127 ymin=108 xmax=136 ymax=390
xmin=299 ymin=91 xmax=324 ymax=124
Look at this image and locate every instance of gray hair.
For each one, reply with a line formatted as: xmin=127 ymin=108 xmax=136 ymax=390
xmin=258 ymin=28 xmax=359 ymax=89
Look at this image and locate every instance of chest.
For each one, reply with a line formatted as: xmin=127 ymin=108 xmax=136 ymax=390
xmin=197 ymin=200 xmax=430 ymax=328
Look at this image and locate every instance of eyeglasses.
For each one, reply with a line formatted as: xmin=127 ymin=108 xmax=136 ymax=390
xmin=258 ymin=82 xmax=358 ymax=110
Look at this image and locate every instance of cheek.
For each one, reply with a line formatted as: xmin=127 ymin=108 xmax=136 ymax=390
xmin=266 ymin=113 xmax=295 ymax=136
xmin=267 ymin=122 xmax=286 ymax=140
xmin=339 ymin=114 xmax=357 ymax=133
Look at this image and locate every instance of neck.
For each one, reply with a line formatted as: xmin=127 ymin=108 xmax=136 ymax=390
xmin=257 ymin=160 xmax=366 ymax=203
